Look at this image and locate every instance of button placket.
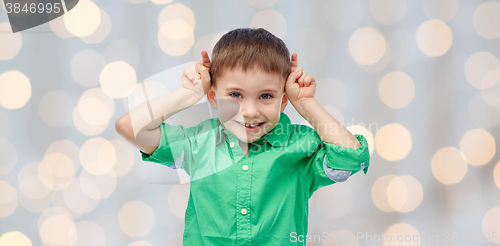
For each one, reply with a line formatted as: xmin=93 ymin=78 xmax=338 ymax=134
xmin=235 ymin=157 xmax=251 ymax=244
xmin=226 ymin=134 xmax=244 ymax=162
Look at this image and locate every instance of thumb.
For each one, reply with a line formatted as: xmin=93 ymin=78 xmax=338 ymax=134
xmin=196 ymin=62 xmax=211 ymax=83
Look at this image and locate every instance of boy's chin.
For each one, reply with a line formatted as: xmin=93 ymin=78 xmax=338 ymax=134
xmin=235 ymin=134 xmax=261 ymax=143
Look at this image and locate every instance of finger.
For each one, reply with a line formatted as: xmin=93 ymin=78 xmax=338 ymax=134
xmin=304 ymin=74 xmax=314 ymax=87
xmin=308 ymin=75 xmax=314 ymax=87
xmin=183 ymin=68 xmax=194 ymax=80
xmin=189 ymin=66 xmax=198 ymax=84
xmin=298 ymin=71 xmax=308 ymax=86
xmin=286 ymin=70 xmax=302 ymax=87
xmin=291 ymin=53 xmax=298 ymax=70
xmin=201 ymin=50 xmax=211 ymax=70
xmin=196 ymin=61 xmax=211 ymax=84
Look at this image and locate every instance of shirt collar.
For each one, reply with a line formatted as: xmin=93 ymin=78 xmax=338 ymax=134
xmin=216 ymin=112 xmax=292 ymax=147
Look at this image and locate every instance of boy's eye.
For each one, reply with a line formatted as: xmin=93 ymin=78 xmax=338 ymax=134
xmin=229 ymin=92 xmax=242 ymax=98
xmin=261 ymin=94 xmax=273 ymax=100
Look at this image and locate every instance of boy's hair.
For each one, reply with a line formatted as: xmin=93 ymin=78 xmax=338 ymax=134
xmin=210 ymin=28 xmax=291 ymax=88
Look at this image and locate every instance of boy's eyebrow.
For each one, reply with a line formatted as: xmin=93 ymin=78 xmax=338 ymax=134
xmin=226 ymin=87 xmax=278 ymax=93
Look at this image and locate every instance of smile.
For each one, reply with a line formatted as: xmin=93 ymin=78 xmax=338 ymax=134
xmin=235 ymin=120 xmax=265 ymax=132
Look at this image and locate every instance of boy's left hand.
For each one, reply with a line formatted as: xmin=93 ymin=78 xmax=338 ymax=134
xmin=285 ymin=53 xmax=316 ymax=107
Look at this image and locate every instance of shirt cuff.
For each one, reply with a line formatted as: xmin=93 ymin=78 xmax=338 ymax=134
xmin=323 ymin=134 xmax=370 ymax=174
xmin=139 ymin=123 xmax=177 ymax=167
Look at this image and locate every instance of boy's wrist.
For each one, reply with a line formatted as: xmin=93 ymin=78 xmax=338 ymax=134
xmin=292 ymin=97 xmax=317 ymax=119
xmin=181 ymin=87 xmax=206 ymax=103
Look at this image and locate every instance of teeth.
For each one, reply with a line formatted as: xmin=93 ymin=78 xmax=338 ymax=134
xmin=238 ymin=121 xmax=261 ymax=127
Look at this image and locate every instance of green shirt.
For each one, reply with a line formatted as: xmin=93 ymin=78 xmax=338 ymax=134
xmin=141 ymin=112 xmax=370 ymax=245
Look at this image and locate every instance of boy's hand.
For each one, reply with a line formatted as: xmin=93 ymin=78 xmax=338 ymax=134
xmin=285 ymin=53 xmax=316 ymax=106
xmin=181 ymin=50 xmax=212 ymax=96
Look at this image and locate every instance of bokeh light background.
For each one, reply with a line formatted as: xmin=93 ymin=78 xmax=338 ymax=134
xmin=1 ymin=0 xmax=500 ymax=245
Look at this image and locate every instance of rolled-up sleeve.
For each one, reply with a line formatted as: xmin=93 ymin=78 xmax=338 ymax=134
xmin=140 ymin=123 xmax=191 ymax=174
xmin=306 ymin=134 xmax=370 ymax=193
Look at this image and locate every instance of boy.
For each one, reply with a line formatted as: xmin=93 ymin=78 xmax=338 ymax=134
xmin=115 ymin=28 xmax=369 ymax=245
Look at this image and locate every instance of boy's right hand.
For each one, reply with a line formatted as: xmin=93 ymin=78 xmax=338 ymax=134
xmin=181 ymin=50 xmax=212 ymax=96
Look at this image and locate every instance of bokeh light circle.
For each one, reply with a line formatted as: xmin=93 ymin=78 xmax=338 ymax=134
xmin=386 ymin=176 xmax=408 ymax=211
xmin=465 ymin=52 xmax=500 ymax=89
xmin=39 ymin=214 xmax=77 ymax=245
xmin=0 ymin=23 xmax=22 ymax=60
xmin=482 ymin=207 xmax=500 ymax=244
xmin=432 ymin=147 xmax=468 ymax=184
xmin=375 ymin=123 xmax=413 ymax=161
xmin=473 ymin=2 xmax=500 ymax=39
xmin=459 ymin=128 xmax=496 ymax=166
xmin=250 ymin=9 xmax=287 ymax=39
xmin=349 ymin=27 xmax=387 ymax=65
xmin=80 ymin=138 xmax=116 ymax=175
xmin=468 ymin=92 xmax=500 ymax=129
xmin=495 ymin=160 xmax=500 ymax=190
xmin=158 ymin=19 xmax=195 ymax=56
xmin=63 ymin=0 xmax=101 ymax=37
xmin=398 ymin=175 xmax=424 ymax=212
xmin=0 ymin=180 xmax=18 ymax=218
xmin=416 ymin=19 xmax=453 ymax=57
xmin=372 ymin=175 xmax=397 ymax=212
xmin=0 ymin=140 xmax=17 ymax=176
xmin=18 ymin=162 xmax=52 ymax=200
xmin=118 ymin=201 xmax=155 ymax=237
xmin=79 ymin=169 xmax=117 ymax=200
xmin=0 ymin=231 xmax=32 ymax=246
xmin=100 ymin=61 xmax=138 ymax=98
xmin=383 ymin=223 xmax=420 ymax=246
xmin=0 ymin=71 xmax=31 ymax=110
xmin=378 ymin=71 xmax=415 ymax=108
xmin=158 ymin=4 xmax=195 ymax=30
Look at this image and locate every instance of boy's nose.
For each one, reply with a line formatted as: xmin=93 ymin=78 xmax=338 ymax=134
xmin=241 ymin=101 xmax=260 ymax=118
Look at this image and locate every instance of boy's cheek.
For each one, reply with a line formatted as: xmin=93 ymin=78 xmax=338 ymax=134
xmin=218 ymin=99 xmax=240 ymax=123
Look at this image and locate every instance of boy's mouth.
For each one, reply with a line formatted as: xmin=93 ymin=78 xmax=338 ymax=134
xmin=234 ymin=120 xmax=265 ymax=128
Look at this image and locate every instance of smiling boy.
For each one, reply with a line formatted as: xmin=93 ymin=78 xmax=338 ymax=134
xmin=116 ymin=28 xmax=370 ymax=245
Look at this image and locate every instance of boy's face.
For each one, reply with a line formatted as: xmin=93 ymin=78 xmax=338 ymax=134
xmin=207 ymin=66 xmax=288 ymax=143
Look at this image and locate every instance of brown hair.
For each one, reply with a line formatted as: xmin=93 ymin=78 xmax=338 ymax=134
xmin=210 ymin=28 xmax=291 ymax=88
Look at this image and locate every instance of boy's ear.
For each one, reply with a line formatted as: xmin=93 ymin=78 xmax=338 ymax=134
xmin=280 ymin=93 xmax=288 ymax=113
xmin=207 ymin=86 xmax=218 ymax=110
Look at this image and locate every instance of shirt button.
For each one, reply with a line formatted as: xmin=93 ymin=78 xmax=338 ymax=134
xmin=230 ymin=142 xmax=235 ymax=148
xmin=241 ymin=208 xmax=247 ymax=215
xmin=242 ymin=165 xmax=249 ymax=171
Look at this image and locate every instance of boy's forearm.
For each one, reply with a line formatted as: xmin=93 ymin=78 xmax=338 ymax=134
xmin=129 ymin=87 xmax=204 ymax=134
xmin=297 ymin=98 xmax=361 ymax=149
